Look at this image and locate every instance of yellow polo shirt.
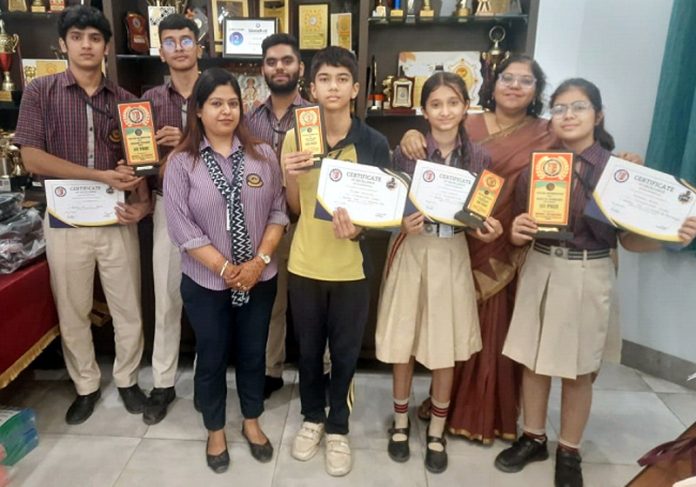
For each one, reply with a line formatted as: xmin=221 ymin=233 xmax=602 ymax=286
xmin=282 ymin=129 xmax=364 ymax=281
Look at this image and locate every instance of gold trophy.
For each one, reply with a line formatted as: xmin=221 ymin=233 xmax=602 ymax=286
xmin=475 ymin=0 xmax=493 ymax=16
xmin=455 ymin=0 xmax=471 ymax=17
xmin=419 ymin=0 xmax=435 ymax=20
xmin=0 ymin=20 xmax=20 ymax=93
xmin=8 ymin=0 xmax=29 ymax=12
xmin=482 ymin=25 xmax=510 ymax=74
xmin=31 ymin=0 xmax=47 ymax=13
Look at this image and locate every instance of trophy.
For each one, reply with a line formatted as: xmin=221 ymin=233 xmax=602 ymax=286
xmin=23 ymin=65 xmax=37 ymax=86
xmin=0 ymin=20 xmax=20 ymax=93
xmin=455 ymin=0 xmax=471 ymax=17
xmin=482 ymin=25 xmax=510 ymax=78
xmin=8 ymin=0 xmax=28 ymax=12
xmin=382 ymin=75 xmax=394 ymax=110
xmin=31 ymin=0 xmax=47 ymax=13
xmin=405 ymin=0 xmax=416 ymax=22
xmin=373 ymin=0 xmax=388 ymax=18
xmin=390 ymin=0 xmax=404 ymax=20
xmin=419 ymin=0 xmax=435 ymax=20
xmin=475 ymin=0 xmax=493 ymax=16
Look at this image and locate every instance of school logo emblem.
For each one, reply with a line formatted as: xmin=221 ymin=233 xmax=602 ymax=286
xmin=613 ymin=169 xmax=629 ymax=183
xmin=246 ymin=173 xmax=263 ymax=188
xmin=423 ymin=170 xmax=435 ymax=183
xmin=536 ymin=155 xmax=570 ymax=180
xmin=546 ymin=183 xmax=556 ymax=191
xmin=329 ymin=168 xmax=342 ymax=182
xmin=54 ymin=186 xmax=67 ymax=197
xmin=108 ymin=129 xmax=122 ymax=143
xmin=123 ymin=106 xmax=149 ymax=126
xmin=386 ymin=177 xmax=396 ymax=190
xmin=678 ymin=190 xmax=692 ymax=204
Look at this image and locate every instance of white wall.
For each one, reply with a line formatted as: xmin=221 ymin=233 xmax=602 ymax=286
xmin=535 ymin=0 xmax=696 ymax=364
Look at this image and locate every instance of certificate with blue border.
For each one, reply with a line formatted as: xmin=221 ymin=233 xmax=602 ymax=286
xmin=223 ymin=18 xmax=278 ymax=57
xmin=45 ymin=179 xmax=125 ymax=228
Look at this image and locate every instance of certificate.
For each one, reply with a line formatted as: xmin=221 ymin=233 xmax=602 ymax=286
xmin=408 ymin=159 xmax=477 ymax=226
xmin=590 ymin=156 xmax=696 ymax=242
xmin=223 ymin=18 xmax=277 ymax=57
xmin=117 ymin=100 xmax=160 ymax=176
xmin=330 ymin=13 xmax=351 ymax=50
xmin=298 ymin=4 xmax=329 ymax=50
xmin=315 ymin=158 xmax=409 ymax=228
xmin=294 ymin=105 xmax=327 ymax=165
xmin=456 ymin=169 xmax=505 ymax=228
xmin=44 ymin=180 xmax=125 ymax=228
xmin=528 ymin=151 xmax=574 ymax=239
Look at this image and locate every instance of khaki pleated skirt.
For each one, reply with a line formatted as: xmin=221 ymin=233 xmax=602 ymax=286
xmin=375 ymin=231 xmax=481 ymax=370
xmin=502 ymin=248 xmax=617 ymax=379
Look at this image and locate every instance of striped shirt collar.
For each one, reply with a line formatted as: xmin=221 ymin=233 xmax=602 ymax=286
xmin=200 ymin=135 xmax=242 ymax=158
xmin=57 ymin=68 xmax=117 ymax=96
xmin=252 ymin=91 xmax=305 ymax=118
xmin=425 ymin=131 xmax=464 ymax=161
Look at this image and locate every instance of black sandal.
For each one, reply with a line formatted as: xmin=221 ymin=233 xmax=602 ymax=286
xmin=387 ymin=420 xmax=410 ymax=463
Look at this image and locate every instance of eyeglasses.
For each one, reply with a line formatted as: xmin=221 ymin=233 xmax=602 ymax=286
xmin=497 ymin=72 xmax=536 ymax=88
xmin=550 ymin=100 xmax=593 ymax=118
xmin=161 ymin=36 xmax=196 ymax=52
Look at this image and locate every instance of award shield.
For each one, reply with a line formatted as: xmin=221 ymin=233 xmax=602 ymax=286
xmin=293 ymin=105 xmax=327 ymax=167
xmin=528 ymin=151 xmax=574 ymax=240
xmin=117 ymin=101 xmax=161 ymax=176
xmin=456 ymin=169 xmax=505 ymax=229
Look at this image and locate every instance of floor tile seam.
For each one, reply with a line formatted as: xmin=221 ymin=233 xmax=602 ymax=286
xmin=655 ymin=392 xmax=692 ymax=428
xmin=105 ymin=436 xmax=143 ymax=487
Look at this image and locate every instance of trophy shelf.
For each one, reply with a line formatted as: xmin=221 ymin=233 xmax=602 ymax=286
xmin=367 ymin=13 xmax=529 ymax=26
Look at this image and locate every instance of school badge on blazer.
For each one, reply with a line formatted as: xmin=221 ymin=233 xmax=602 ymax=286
xmin=246 ymin=173 xmax=263 ymax=188
xmin=108 ymin=129 xmax=122 ymax=144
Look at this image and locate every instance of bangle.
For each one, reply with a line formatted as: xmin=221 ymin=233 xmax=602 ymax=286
xmin=219 ymin=260 xmax=229 ymax=277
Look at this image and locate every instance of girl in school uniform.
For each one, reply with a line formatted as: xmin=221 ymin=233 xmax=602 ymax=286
xmin=375 ymin=72 xmax=503 ymax=474
xmin=495 ymin=78 xmax=696 ymax=487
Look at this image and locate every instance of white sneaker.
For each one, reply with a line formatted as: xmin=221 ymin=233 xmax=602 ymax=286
xmin=292 ymin=421 xmax=324 ymax=461
xmin=325 ymin=434 xmax=352 ymax=476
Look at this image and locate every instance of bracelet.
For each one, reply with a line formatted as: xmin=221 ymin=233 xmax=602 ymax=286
xmin=219 ymin=260 xmax=229 ymax=277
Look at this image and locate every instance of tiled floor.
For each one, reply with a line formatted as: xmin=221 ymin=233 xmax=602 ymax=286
xmin=1 ymin=361 xmax=695 ymax=487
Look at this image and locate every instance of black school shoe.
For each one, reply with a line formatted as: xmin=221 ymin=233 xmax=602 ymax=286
xmin=264 ymin=375 xmax=284 ymax=399
xmin=143 ymin=387 xmax=176 ymax=425
xmin=555 ymin=448 xmax=583 ymax=487
xmin=424 ymin=435 xmax=448 ymax=473
xmin=118 ymin=384 xmax=148 ymax=414
xmin=387 ymin=420 xmax=410 ymax=463
xmin=494 ymin=434 xmax=549 ymax=473
xmin=241 ymin=427 xmax=274 ymax=463
xmin=65 ymin=390 xmax=101 ymax=425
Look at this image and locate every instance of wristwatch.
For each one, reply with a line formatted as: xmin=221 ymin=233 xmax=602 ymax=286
xmin=256 ymin=252 xmax=271 ymax=265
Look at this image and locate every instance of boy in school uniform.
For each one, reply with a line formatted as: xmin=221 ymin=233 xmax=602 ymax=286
xmin=281 ymin=46 xmax=390 ymax=476
xmin=140 ymin=13 xmax=202 ymax=425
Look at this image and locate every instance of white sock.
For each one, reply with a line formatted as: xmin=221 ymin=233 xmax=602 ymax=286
xmin=428 ymin=398 xmax=449 ymax=452
xmin=392 ymin=397 xmax=409 ymax=441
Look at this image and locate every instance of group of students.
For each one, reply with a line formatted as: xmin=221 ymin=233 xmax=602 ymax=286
xmin=13 ymin=5 xmax=696 ymax=487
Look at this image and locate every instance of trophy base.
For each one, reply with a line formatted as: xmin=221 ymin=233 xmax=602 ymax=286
xmin=534 ymin=228 xmax=574 ymax=241
xmin=132 ymin=164 xmax=160 ymax=176
xmin=454 ymin=209 xmax=485 ymax=229
xmin=31 ymin=6 xmax=47 ymax=12
xmin=456 ymin=7 xmax=471 ymax=17
xmin=0 ymin=91 xmax=12 ymax=102
xmin=418 ymin=9 xmax=435 ymax=20
xmin=389 ymin=9 xmax=404 ymax=21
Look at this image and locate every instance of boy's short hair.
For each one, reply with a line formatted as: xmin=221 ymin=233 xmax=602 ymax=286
xmin=158 ymin=13 xmax=200 ymax=40
xmin=310 ymin=46 xmax=358 ymax=83
xmin=261 ymin=33 xmax=301 ymax=61
xmin=58 ymin=5 xmax=112 ymax=43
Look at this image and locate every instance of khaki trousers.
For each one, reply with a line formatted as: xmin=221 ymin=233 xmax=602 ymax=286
xmin=44 ymin=218 xmax=144 ymax=395
xmin=152 ymin=195 xmax=183 ymax=388
xmin=265 ymin=227 xmax=292 ymax=378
